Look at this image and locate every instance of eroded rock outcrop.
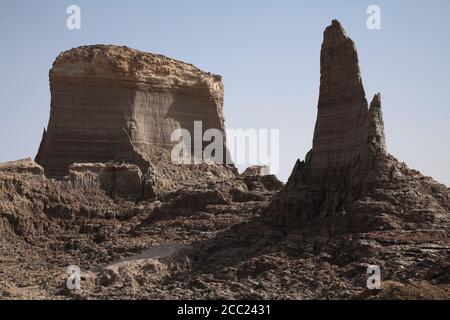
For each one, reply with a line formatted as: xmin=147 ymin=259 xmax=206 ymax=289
xmin=265 ymin=20 xmax=450 ymax=234
xmin=69 ymin=163 xmax=143 ymax=201
xmin=299 ymin=20 xmax=386 ymax=186
xmin=239 ymin=165 xmax=283 ymax=193
xmin=0 ymin=158 xmax=44 ymax=176
xmin=241 ymin=165 xmax=270 ymax=177
xmin=36 ymin=45 xmax=229 ymax=180
xmin=0 ymin=158 xmax=152 ymax=242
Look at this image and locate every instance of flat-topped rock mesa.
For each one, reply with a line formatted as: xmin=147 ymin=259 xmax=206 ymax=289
xmin=36 ymin=45 xmax=228 ymax=179
xmin=265 ymin=20 xmax=450 ymax=233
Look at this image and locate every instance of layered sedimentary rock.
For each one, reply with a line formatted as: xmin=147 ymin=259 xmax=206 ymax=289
xmin=36 ymin=45 xmax=228 ymax=179
xmin=0 ymin=158 xmax=44 ymax=175
xmin=69 ymin=163 xmax=143 ymax=200
xmin=301 ymin=20 xmax=385 ymax=185
xmin=241 ymin=165 xmax=270 ymax=177
xmin=240 ymin=165 xmax=284 ymax=192
xmin=0 ymin=158 xmax=134 ymax=242
xmin=265 ymin=20 xmax=450 ymax=233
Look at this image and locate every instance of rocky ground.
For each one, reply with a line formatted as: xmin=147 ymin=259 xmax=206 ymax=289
xmin=1 ymin=159 xmax=449 ymax=300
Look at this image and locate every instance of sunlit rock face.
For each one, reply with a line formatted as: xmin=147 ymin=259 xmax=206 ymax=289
xmin=36 ymin=45 xmax=227 ymax=179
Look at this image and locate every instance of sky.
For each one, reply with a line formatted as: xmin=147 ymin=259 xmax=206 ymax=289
xmin=0 ymin=0 xmax=449 ymax=185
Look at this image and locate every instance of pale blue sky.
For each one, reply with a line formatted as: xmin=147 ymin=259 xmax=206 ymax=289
xmin=0 ymin=0 xmax=449 ymax=185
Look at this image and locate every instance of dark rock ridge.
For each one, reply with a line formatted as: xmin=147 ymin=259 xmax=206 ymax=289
xmin=264 ymin=20 xmax=450 ymax=234
xmin=35 ymin=45 xmax=229 ymax=181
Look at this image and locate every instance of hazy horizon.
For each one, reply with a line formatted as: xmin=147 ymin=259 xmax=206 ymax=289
xmin=0 ymin=0 xmax=449 ymax=186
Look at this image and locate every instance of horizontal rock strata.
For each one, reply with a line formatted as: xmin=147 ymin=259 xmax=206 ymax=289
xmin=69 ymin=163 xmax=143 ymax=201
xmin=36 ymin=45 xmax=228 ymax=180
xmin=241 ymin=165 xmax=270 ymax=177
xmin=264 ymin=20 xmax=450 ymax=234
